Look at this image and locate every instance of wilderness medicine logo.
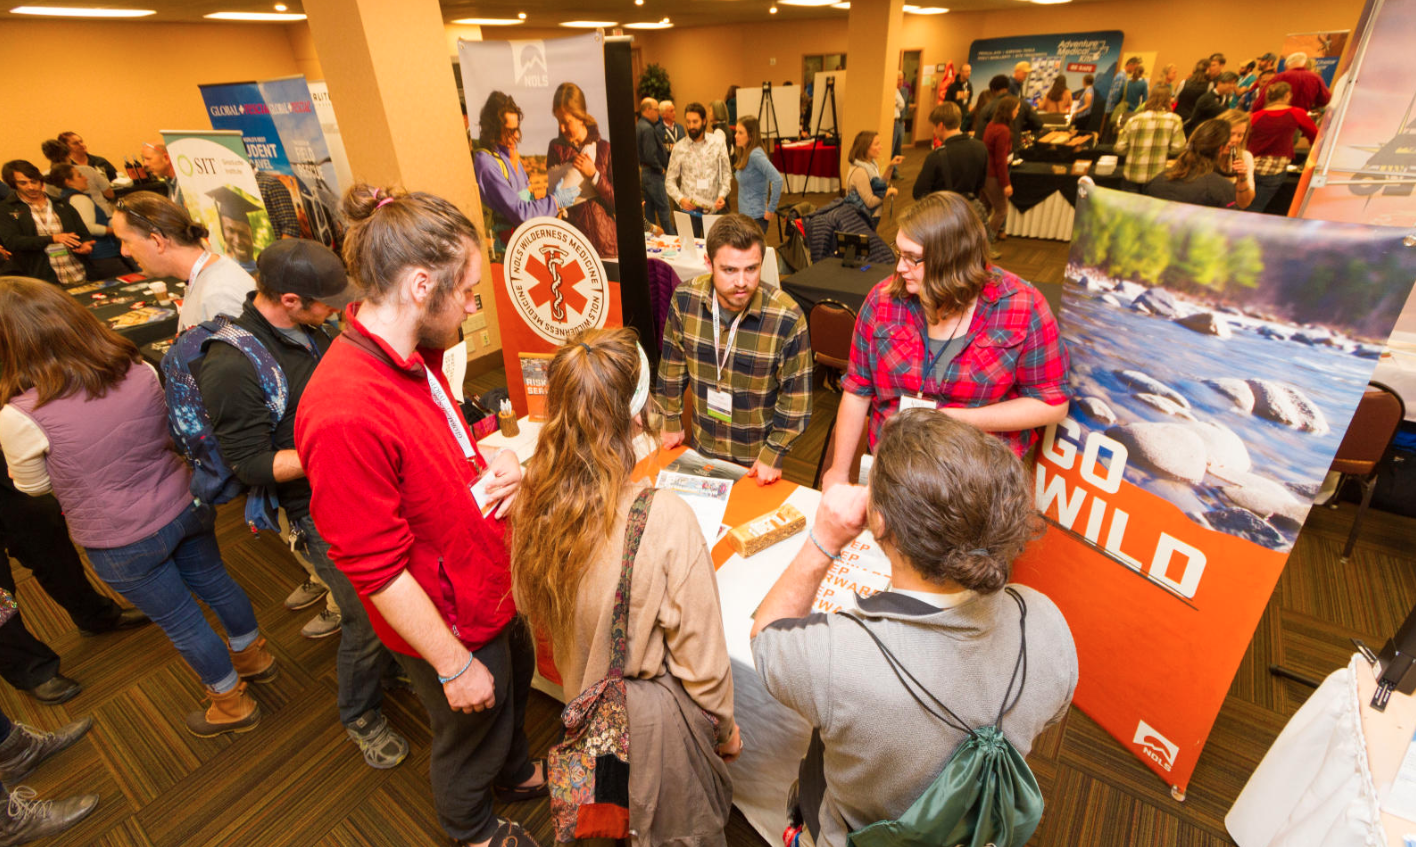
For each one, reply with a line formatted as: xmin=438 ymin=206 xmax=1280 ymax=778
xmin=510 ymin=40 xmax=549 ymax=88
xmin=1132 ymin=720 xmax=1178 ymax=772
xmin=504 ymin=218 xmax=608 ymax=345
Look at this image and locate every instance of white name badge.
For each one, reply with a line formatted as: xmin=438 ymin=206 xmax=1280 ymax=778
xmin=706 ymin=388 xmax=733 ymax=423
xmin=469 ymin=474 xmax=494 ymax=515
xmin=898 ymin=395 xmax=937 ymax=412
xmin=696 ymin=177 xmax=710 ymax=190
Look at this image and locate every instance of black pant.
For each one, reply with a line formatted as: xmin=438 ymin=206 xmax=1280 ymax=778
xmin=396 ymin=620 xmax=536 ymax=843
xmin=0 ymin=475 xmax=121 ymax=689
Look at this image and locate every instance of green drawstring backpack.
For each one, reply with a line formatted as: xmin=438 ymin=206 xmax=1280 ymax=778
xmin=840 ymin=588 xmax=1043 ymax=847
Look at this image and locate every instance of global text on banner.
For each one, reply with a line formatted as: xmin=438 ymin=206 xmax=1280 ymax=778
xmin=458 ymin=32 xmax=619 ymax=264
xmin=160 ymin=130 xmax=273 ymax=272
xmin=1011 ymin=184 xmax=1416 ymax=792
xmin=967 ymin=31 xmax=1124 ymax=109
xmin=198 ymin=77 xmax=342 ymax=249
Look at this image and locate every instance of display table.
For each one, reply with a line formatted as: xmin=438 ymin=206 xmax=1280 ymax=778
xmin=1373 ymin=330 xmax=1416 ymax=422
xmin=63 ymin=274 xmax=184 ymax=347
xmin=781 ymin=257 xmax=891 ymax=316
xmin=475 ymin=424 xmax=826 ymax=845
xmin=1226 ymin=654 xmax=1410 ymax=846
xmin=772 ymin=139 xmax=841 ymax=195
xmin=625 ymin=233 xmax=779 ymax=286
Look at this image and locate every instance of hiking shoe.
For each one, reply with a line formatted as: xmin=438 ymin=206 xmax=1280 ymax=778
xmin=0 ymin=787 xmax=99 ymax=846
xmin=284 ymin=578 xmax=328 ymax=611
xmin=345 ymin=711 xmax=408 ymax=770
xmin=300 ymin=609 xmax=342 ymax=640
xmin=25 ymin=676 xmax=80 ymax=707
xmin=0 ymin=718 xmax=94 ymax=784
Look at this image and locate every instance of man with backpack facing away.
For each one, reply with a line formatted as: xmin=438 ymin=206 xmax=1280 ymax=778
xmin=192 ymin=239 xmax=410 ymax=770
xmin=752 ymin=410 xmax=1077 ymax=846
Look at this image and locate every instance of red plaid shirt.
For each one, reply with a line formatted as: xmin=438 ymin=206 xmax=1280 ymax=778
xmin=842 ymin=268 xmax=1070 ymax=456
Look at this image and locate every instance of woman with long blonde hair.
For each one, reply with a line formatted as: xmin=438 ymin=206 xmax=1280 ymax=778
xmin=511 ymin=326 xmax=739 ymax=844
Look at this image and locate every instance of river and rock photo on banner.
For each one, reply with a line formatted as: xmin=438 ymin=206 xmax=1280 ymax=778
xmin=1011 ymin=182 xmax=1416 ymax=793
xmin=1062 ymin=184 xmax=1415 ymax=553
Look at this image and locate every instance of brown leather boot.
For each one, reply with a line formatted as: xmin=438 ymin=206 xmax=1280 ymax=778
xmin=185 ymin=683 xmax=261 ymax=738
xmin=230 ymin=637 xmax=278 ymax=683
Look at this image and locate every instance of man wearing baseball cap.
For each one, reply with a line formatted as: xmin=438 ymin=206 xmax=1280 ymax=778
xmin=194 ymin=238 xmax=411 ymax=771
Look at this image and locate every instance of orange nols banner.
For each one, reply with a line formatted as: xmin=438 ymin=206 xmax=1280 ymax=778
xmin=1012 ymin=185 xmax=1416 ymax=792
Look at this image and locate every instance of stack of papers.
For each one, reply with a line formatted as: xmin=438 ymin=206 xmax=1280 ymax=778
xmin=656 ymin=470 xmax=733 ymax=547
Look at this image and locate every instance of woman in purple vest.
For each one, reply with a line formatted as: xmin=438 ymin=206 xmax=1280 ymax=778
xmin=0 ymin=276 xmax=274 ymax=737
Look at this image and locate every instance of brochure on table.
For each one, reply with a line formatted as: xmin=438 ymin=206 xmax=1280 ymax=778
xmin=715 ymin=486 xmax=893 ymax=662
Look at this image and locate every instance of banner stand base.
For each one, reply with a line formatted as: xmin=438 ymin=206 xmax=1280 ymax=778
xmin=1171 ymin=786 xmax=1187 ymax=802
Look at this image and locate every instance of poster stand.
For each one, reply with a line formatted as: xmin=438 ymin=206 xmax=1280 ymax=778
xmin=798 ymin=76 xmax=840 ymax=199
xmin=757 ymin=82 xmax=781 ymax=141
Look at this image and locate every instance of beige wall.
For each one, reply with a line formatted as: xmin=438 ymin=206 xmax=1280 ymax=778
xmin=635 ymin=0 xmax=1364 ymax=145
xmin=1 ymin=19 xmax=307 ymax=167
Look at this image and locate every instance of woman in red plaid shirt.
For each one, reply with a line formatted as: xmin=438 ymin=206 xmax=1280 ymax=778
xmin=821 ymin=192 xmax=1069 ymax=489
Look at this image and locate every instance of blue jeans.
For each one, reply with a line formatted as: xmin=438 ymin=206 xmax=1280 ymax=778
xmin=641 ymin=170 xmax=676 ymax=235
xmin=1251 ymin=171 xmax=1287 ymax=214
xmin=85 ymin=502 xmax=257 ymax=692
xmin=296 ymin=515 xmax=399 ymax=726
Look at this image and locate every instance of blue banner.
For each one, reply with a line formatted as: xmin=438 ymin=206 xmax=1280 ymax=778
xmin=198 ymin=76 xmax=341 ymax=248
xmin=967 ymin=30 xmax=1125 ymax=109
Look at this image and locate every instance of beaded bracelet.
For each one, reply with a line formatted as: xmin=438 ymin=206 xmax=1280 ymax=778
xmin=808 ymin=529 xmax=843 ymax=562
xmin=438 ymin=653 xmax=475 ymax=685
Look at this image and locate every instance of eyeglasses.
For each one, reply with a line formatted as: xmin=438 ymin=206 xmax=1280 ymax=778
xmin=891 ymin=245 xmax=925 ymax=268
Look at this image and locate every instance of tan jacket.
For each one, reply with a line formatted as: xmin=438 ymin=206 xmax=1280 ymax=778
xmin=550 ymin=481 xmax=735 ymax=745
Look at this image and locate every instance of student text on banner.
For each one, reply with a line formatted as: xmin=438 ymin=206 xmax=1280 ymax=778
xmin=160 ymin=129 xmax=273 ymax=273
xmin=458 ymin=32 xmax=620 ymax=264
xmin=1012 ymin=184 xmax=1416 ymax=792
xmin=198 ymin=76 xmax=342 ymax=248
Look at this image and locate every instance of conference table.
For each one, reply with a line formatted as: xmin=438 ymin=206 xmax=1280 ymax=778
xmin=781 ymin=257 xmax=892 ymax=316
xmin=771 ymin=139 xmax=841 ymax=195
xmin=1226 ymin=654 xmax=1415 ymax=846
xmin=62 ymin=274 xmax=184 ymax=347
xmin=477 ymin=422 xmax=835 ymax=844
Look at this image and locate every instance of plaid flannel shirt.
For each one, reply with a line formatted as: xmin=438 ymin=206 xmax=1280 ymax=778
xmin=1116 ymin=111 xmax=1186 ymax=184
xmin=842 ymin=269 xmax=1070 ymax=457
xmin=657 ymin=274 xmax=813 ymax=468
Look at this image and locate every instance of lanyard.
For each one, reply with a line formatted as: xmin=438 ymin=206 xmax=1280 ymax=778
xmin=710 ymin=294 xmax=747 ymax=388
xmin=917 ymin=302 xmax=975 ymax=398
xmin=188 ymin=251 xmax=212 ymax=286
xmin=424 ymin=365 xmax=479 ymax=468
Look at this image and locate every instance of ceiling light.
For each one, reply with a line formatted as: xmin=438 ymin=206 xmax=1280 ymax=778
xmin=1028 ymin=0 xmax=1071 ymax=4
xmin=831 ymin=1 xmax=850 ymax=7
xmin=204 ymin=11 xmax=307 ymax=20
xmin=635 ymin=0 xmax=643 ymax=4
xmin=517 ymin=10 xmax=526 ymax=17
xmin=769 ymin=5 xmax=778 ymax=13
xmin=10 ymin=5 xmax=154 ymax=16
xmin=781 ymin=0 xmax=838 ymax=5
xmin=559 ymin=20 xmax=618 ymax=27
xmin=903 ymin=4 xmax=948 ymax=11
xmin=273 ymin=2 xmax=286 ymax=9
xmin=624 ymin=20 xmax=673 ymax=28
xmin=453 ymin=16 xmax=524 ymax=24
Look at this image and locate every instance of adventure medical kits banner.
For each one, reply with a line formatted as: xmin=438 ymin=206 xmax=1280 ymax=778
xmin=198 ymin=76 xmax=343 ymax=248
xmin=967 ymin=30 xmax=1124 ymax=109
xmin=160 ymin=129 xmax=273 ymax=272
xmin=1013 ymin=184 xmax=1416 ymax=793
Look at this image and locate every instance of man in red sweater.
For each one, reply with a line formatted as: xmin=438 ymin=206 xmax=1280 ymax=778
xmin=1255 ymin=51 xmax=1331 ymax=111
xmin=295 ymin=186 xmax=543 ymax=847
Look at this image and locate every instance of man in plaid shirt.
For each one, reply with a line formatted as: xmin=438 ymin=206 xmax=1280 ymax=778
xmin=1115 ymin=86 xmax=1186 ymax=190
xmin=657 ymin=214 xmax=812 ymax=484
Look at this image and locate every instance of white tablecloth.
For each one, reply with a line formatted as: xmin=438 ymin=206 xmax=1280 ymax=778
xmin=1226 ymin=654 xmax=1405 ymax=847
xmin=638 ymin=234 xmax=780 ymax=286
xmin=1372 ymin=331 xmax=1416 ymax=422
xmin=1004 ymin=190 xmax=1076 ymax=240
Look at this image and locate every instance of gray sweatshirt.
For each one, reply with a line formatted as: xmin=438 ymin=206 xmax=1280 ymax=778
xmin=752 ymin=585 xmax=1078 ymax=846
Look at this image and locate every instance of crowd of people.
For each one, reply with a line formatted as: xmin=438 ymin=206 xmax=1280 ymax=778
xmin=0 ymin=42 xmax=1331 ymax=847
xmin=0 ymin=133 xmax=1076 ymax=844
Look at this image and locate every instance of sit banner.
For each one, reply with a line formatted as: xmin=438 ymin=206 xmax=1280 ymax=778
xmin=198 ymin=76 xmax=343 ymax=249
xmin=458 ymin=33 xmax=625 ymax=419
xmin=160 ymin=130 xmax=273 ymax=273
xmin=1012 ymin=184 xmax=1416 ymax=793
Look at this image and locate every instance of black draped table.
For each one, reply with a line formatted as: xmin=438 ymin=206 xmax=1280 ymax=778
xmin=781 ymin=258 xmax=892 ymax=316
